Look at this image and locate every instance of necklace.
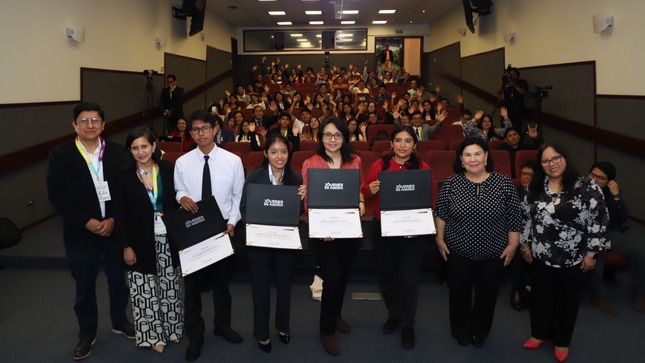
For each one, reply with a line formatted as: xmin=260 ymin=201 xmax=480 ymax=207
xmin=138 ymin=168 xmax=153 ymax=176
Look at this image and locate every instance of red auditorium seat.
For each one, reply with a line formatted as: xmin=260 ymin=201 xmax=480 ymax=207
xmin=158 ymin=142 xmax=183 ymax=153
xmin=514 ymin=149 xmax=538 ymax=179
xmin=490 ymin=150 xmax=512 ymax=179
xmin=290 ymin=150 xmax=315 ymax=175
xmin=426 ymin=151 xmax=456 ymax=181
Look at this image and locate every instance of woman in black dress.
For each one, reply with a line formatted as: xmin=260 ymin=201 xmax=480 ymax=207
xmin=434 ymin=137 xmax=522 ymax=348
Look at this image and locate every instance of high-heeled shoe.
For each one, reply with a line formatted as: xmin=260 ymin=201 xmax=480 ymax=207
xmin=278 ymin=332 xmax=290 ymax=344
xmin=258 ymin=340 xmax=272 ymax=353
xmin=554 ymin=347 xmax=569 ymax=362
xmin=523 ymin=337 xmax=544 ymax=349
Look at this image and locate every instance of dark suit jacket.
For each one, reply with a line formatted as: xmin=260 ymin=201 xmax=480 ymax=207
xmin=240 ymin=165 xmax=304 ymax=221
xmin=47 ymin=139 xmax=125 ymax=248
xmin=119 ymin=160 xmax=180 ymax=274
xmin=251 ymin=115 xmax=278 ymax=130
xmin=379 ymin=49 xmax=394 ymax=64
xmin=160 ymin=86 xmax=185 ymax=119
xmin=215 ymin=129 xmax=235 ymax=148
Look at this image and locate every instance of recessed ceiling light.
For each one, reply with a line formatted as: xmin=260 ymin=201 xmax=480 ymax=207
xmin=305 ymin=11 xmax=322 ymax=15
xmin=297 ymin=39 xmax=308 ymax=42
xmin=341 ymin=10 xmax=359 ymax=15
xmin=268 ymin=11 xmax=286 ymax=16
xmin=379 ymin=10 xmax=396 ymax=14
xmin=290 ymin=33 xmax=303 ymax=37
xmin=316 ymin=34 xmax=322 ymax=37
xmin=277 ymin=21 xmax=292 ymax=25
xmin=341 ymin=20 xmax=355 ymax=25
xmin=372 ymin=20 xmax=387 ymax=24
xmin=310 ymin=21 xmax=324 ymax=25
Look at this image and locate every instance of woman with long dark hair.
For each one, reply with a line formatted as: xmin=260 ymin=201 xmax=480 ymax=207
xmin=168 ymin=118 xmax=193 ymax=152
xmin=120 ymin=127 xmax=183 ymax=353
xmin=521 ymin=143 xmax=609 ymax=362
xmin=363 ymin=125 xmax=438 ymax=350
xmin=301 ymin=118 xmax=365 ymax=356
xmin=434 ymin=137 xmax=522 ymax=349
xmin=463 ymin=108 xmax=512 ymax=142
xmin=241 ymin=133 xmax=306 ymax=353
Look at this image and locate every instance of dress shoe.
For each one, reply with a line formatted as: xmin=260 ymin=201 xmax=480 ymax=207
xmin=455 ymin=335 xmax=469 ymax=347
xmin=401 ymin=327 xmax=415 ymax=350
xmin=510 ymin=290 xmax=524 ymax=311
xmin=471 ymin=335 xmax=484 ymax=348
xmin=73 ymin=338 xmax=96 ymax=360
xmin=112 ymin=323 xmax=136 ymax=339
xmin=321 ymin=334 xmax=339 ymax=356
xmin=335 ymin=317 xmax=351 ymax=334
xmin=213 ymin=326 xmax=243 ymax=344
xmin=523 ymin=337 xmax=545 ymax=349
xmin=633 ymin=294 xmax=645 ymax=312
xmin=258 ymin=340 xmax=272 ymax=353
xmin=278 ymin=332 xmax=290 ymax=344
xmin=554 ymin=347 xmax=569 ymax=362
xmin=594 ymin=295 xmax=617 ymax=316
xmin=185 ymin=338 xmax=204 ymax=362
xmin=382 ymin=317 xmax=401 ymax=335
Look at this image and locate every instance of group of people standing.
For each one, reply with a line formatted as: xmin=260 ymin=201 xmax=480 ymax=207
xmin=48 ymin=100 xmax=620 ymax=363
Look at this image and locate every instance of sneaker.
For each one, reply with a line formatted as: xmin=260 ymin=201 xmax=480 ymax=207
xmin=73 ymin=338 xmax=96 ymax=360
xmin=112 ymin=323 xmax=136 ymax=339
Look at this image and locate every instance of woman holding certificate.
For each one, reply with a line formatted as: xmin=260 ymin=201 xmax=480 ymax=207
xmin=363 ymin=125 xmax=438 ymax=350
xmin=120 ymin=127 xmax=183 ymax=353
xmin=434 ymin=137 xmax=522 ymax=349
xmin=301 ymin=118 xmax=365 ymax=356
xmin=240 ymin=133 xmax=306 ymax=353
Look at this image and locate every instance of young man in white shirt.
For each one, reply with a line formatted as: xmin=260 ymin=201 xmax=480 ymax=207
xmin=174 ymin=110 xmax=245 ymax=361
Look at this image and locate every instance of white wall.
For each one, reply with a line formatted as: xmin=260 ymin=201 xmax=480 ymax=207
xmin=0 ymin=0 xmax=234 ymax=104
xmin=429 ymin=0 xmax=645 ymax=95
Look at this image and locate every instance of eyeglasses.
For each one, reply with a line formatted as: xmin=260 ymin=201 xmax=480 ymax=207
xmin=322 ymin=132 xmax=343 ymax=140
xmin=540 ymin=155 xmax=563 ymax=166
xmin=77 ymin=117 xmax=103 ymax=125
xmin=589 ymin=172 xmax=608 ymax=182
xmin=189 ymin=125 xmax=213 ymax=134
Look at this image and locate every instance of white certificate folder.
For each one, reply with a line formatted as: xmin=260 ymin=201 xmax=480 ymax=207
xmin=378 ymin=169 xmax=435 ymax=236
xmin=245 ymin=184 xmax=302 ymax=249
xmin=162 ymin=196 xmax=234 ymax=276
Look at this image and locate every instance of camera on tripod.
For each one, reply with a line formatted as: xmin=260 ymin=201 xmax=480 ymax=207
xmin=143 ymin=69 xmax=158 ymax=86
xmin=532 ymin=85 xmax=552 ymax=99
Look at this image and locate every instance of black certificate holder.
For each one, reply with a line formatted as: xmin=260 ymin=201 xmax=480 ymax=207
xmin=245 ymin=184 xmax=300 ymax=227
xmin=307 ymin=168 xmax=360 ymax=208
xmin=378 ymin=169 xmax=433 ymax=211
xmin=161 ymin=196 xmax=227 ymax=250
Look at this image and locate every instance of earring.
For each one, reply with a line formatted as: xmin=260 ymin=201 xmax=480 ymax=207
xmin=461 ymin=163 xmax=465 ymax=168
xmin=485 ymin=162 xmax=488 ymax=165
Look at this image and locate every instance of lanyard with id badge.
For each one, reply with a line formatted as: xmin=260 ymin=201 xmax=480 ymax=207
xmin=138 ymin=163 xmax=167 ymax=235
xmin=75 ymin=137 xmax=112 ymax=203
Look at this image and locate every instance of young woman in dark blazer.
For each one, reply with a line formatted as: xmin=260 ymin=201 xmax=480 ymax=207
xmin=240 ymin=133 xmax=306 ymax=353
xmin=120 ymin=127 xmax=183 ymax=353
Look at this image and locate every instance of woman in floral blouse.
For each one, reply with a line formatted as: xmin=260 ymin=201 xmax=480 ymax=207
xmin=520 ymin=142 xmax=610 ymax=363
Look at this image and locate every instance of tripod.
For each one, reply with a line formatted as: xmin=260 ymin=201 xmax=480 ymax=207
xmin=142 ymin=77 xmax=158 ymax=131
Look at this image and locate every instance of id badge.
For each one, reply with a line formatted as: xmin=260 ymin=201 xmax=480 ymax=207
xmin=154 ymin=212 xmax=167 ymax=235
xmin=95 ymin=181 xmax=112 ymax=202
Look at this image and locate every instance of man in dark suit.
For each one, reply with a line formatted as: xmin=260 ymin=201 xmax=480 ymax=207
xmin=47 ymin=102 xmax=134 ymax=360
xmin=379 ymin=45 xmax=394 ymax=72
xmin=213 ymin=117 xmax=235 ymax=148
xmin=160 ymin=74 xmax=185 ymax=132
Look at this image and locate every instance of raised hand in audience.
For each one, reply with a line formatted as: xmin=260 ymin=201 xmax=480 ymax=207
xmin=474 ymin=110 xmax=484 ymax=120
xmin=436 ymin=110 xmax=448 ymax=123
xmin=526 ymin=124 xmax=539 ymax=139
xmin=500 ymin=106 xmax=508 ymax=119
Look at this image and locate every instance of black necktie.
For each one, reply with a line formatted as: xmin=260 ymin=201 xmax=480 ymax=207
xmin=202 ymin=155 xmax=212 ymax=200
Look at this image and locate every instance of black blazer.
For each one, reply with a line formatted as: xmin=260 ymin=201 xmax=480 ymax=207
xmin=47 ymin=139 xmax=125 ymax=248
xmin=240 ymin=164 xmax=304 ymax=221
xmin=160 ymin=86 xmax=185 ymax=119
xmin=119 ymin=160 xmax=180 ymax=274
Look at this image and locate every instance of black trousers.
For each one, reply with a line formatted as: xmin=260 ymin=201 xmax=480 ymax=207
xmin=66 ymin=243 xmax=129 ymax=341
xmin=447 ymin=253 xmax=504 ymax=340
xmin=183 ymin=257 xmax=233 ymax=342
xmin=315 ymin=238 xmax=357 ymax=335
xmin=530 ymin=260 xmax=584 ymax=347
xmin=247 ymin=247 xmax=295 ymax=341
xmin=371 ymin=220 xmax=425 ymax=328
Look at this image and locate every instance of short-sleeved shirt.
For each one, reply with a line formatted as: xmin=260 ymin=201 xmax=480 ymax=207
xmin=435 ymin=172 xmax=523 ymax=260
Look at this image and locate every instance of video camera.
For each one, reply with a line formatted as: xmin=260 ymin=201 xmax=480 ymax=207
xmin=532 ymin=85 xmax=552 ymax=99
